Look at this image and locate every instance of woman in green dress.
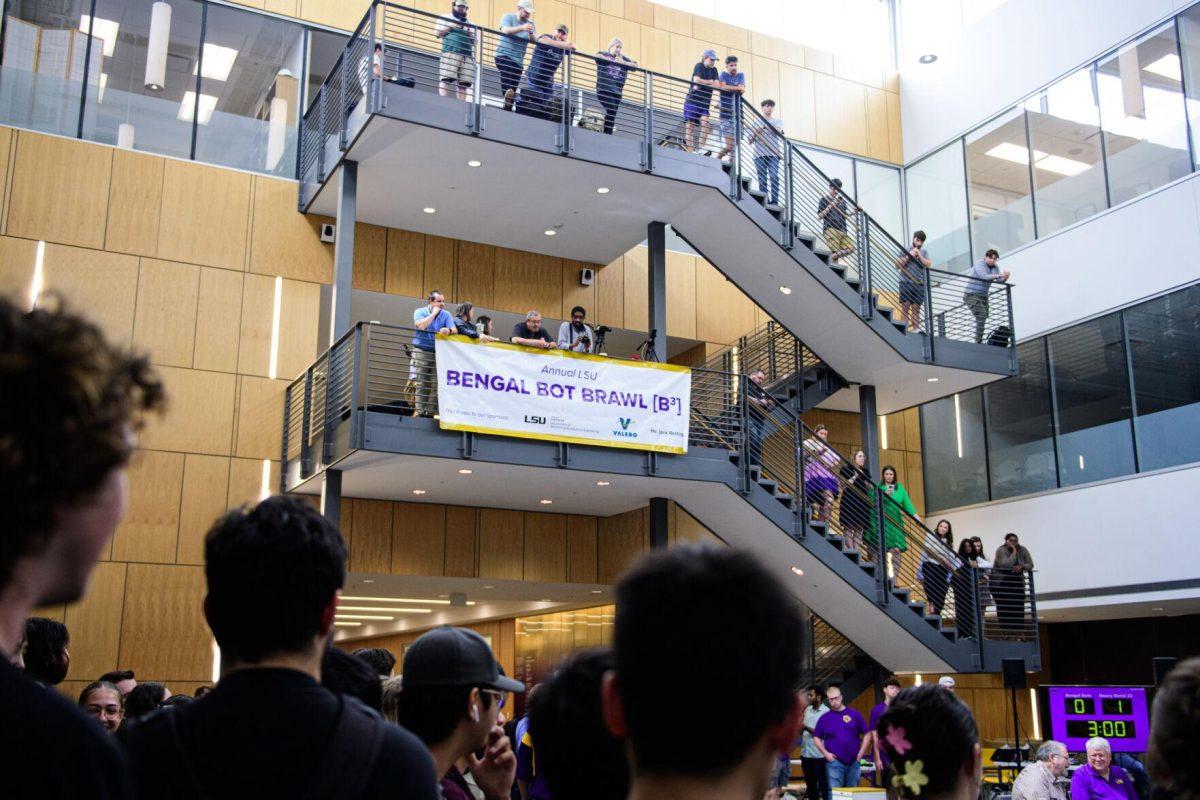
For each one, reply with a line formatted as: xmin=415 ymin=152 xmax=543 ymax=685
xmin=873 ymin=464 xmax=919 ymax=584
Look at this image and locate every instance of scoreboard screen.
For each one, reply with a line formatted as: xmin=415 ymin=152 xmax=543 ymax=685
xmin=1046 ymin=686 xmax=1150 ymax=752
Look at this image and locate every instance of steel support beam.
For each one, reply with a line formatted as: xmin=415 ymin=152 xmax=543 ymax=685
xmin=330 ymin=160 xmax=358 ymax=346
xmin=320 ymin=468 xmax=343 ymax=527
xmin=647 ymin=221 xmax=667 ymax=362
xmin=859 ymin=385 xmax=880 ymax=481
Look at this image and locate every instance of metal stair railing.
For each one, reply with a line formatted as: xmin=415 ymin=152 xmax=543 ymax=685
xmin=704 ymin=321 xmax=830 ymax=401
xmin=810 ymin=615 xmax=870 ymax=690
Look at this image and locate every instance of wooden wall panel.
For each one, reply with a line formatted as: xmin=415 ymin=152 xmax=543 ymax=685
xmin=566 ymin=515 xmax=598 ymax=583
xmin=495 ymin=248 xmax=562 ymax=319
xmin=598 ymin=14 xmax=642 ymax=59
xmin=119 ymin=564 xmax=210 ymax=681
xmin=750 ymin=54 xmax=781 ymax=107
xmin=904 ymin=407 xmax=922 ymax=452
xmin=249 ymin=176 xmax=331 ymax=283
xmin=674 ymin=505 xmax=723 ymax=547
xmin=178 ymin=455 xmax=232 ymax=565
xmin=140 ymin=366 xmax=236 ymax=456
xmin=391 ymin=502 xmax=446 ymax=576
xmin=562 ymin=259 xmax=597 ymax=321
xmin=523 ymin=512 xmax=567 ymax=582
xmin=573 ymin=7 xmax=600 ymax=54
xmin=277 ymin=278 xmax=322 ymax=379
xmin=349 ymin=499 xmax=393 ymax=574
xmin=694 ymin=259 xmax=755 ymax=344
xmin=234 ymin=376 xmax=289 ymax=460
xmin=455 ymin=241 xmax=495 ymax=307
xmin=665 ymin=250 xmax=696 ymax=339
xmin=623 ymin=0 xmax=653 ymax=26
xmin=478 ymin=509 xmax=525 ymax=580
xmin=6 ymin=133 xmax=112 ymax=249
xmin=423 ymin=235 xmax=457 ymax=298
xmin=158 ymin=160 xmax=251 ymax=271
xmin=193 ymin=267 xmax=244 ymax=373
xmin=237 ymin=273 xmax=275 ymax=376
xmin=749 ymin=32 xmax=805 ymax=69
xmin=691 ymin=15 xmax=747 ymax=52
xmin=886 ymin=92 xmax=903 ymax=164
xmin=654 ymin=4 xmax=692 ymax=35
xmin=622 ymin=246 xmax=647 ymax=331
xmin=111 ymin=450 xmax=184 ymax=563
xmin=42 ymin=244 xmax=139 ymax=347
xmin=385 ymin=229 xmax=425 ymax=297
xmin=0 ymin=235 xmax=36 ymax=299
xmin=105 ymin=149 xmax=164 ymax=257
xmin=353 ymin=222 xmax=388 ymax=292
xmin=133 ymin=258 xmax=201 ymax=368
xmin=639 ymin=26 xmax=670 ymax=73
xmin=0 ymin=127 xmax=10 ymax=211
xmin=865 ymin=87 xmax=891 ymax=162
xmin=598 ymin=507 xmax=646 ymax=583
xmin=905 ymin=450 xmax=926 ymax=517
xmin=595 ymin=257 xmax=624 ymax=328
xmin=443 ymin=506 xmax=479 ymax=577
xmin=299 ymin=0 xmax=372 ymax=29
xmin=778 ymin=64 xmax=818 ymax=143
xmin=815 ymin=73 xmax=868 ymax=155
xmin=63 ymin=562 xmax=127 ymax=679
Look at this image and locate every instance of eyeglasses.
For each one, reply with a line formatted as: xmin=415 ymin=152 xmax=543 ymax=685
xmin=480 ymin=688 xmax=506 ymax=709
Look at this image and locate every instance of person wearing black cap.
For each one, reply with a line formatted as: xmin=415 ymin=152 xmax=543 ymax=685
xmin=397 ymin=626 xmax=524 ymax=800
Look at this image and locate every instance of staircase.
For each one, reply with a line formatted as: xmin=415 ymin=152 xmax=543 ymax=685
xmin=811 ymin=616 xmax=876 ymax=701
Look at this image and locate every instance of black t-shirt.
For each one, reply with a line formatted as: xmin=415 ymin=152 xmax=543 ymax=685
xmin=118 ymin=668 xmax=438 ymax=800
xmin=511 ymin=322 xmax=554 ymax=344
xmin=686 ymin=62 xmax=719 ymax=106
xmin=526 ymin=40 xmax=565 ymax=88
xmin=817 ymin=195 xmax=848 ymax=232
xmin=0 ymin=657 xmax=130 ymax=799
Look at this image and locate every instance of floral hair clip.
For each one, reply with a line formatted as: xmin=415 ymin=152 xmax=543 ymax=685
xmin=892 ymin=759 xmax=930 ymax=796
xmin=885 ymin=724 xmax=912 ymax=755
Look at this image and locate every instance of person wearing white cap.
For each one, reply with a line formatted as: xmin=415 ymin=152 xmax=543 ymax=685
xmin=496 ymin=0 xmax=536 ymax=110
xmin=938 ymin=675 xmax=956 ymax=693
xmin=683 ymin=48 xmax=721 ymax=153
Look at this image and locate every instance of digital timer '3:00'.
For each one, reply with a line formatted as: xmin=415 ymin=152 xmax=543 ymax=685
xmin=1065 ymin=720 xmax=1137 ymax=739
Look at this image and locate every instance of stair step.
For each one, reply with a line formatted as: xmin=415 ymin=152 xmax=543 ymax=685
xmin=748 ymin=188 xmax=767 ymax=201
xmin=756 ymin=479 xmax=778 ymax=495
xmin=809 ymin=520 xmax=828 ymax=535
xmin=892 ymin=588 xmax=911 ymax=602
xmin=845 ymin=278 xmax=861 ymax=292
xmin=858 ymin=562 xmax=876 ymax=577
xmin=841 ymin=548 xmax=861 ymax=564
xmin=775 ymin=492 xmax=794 ymax=509
xmin=825 ymin=534 xmax=845 ymax=551
xmin=924 ymin=614 xmax=943 ymax=627
xmin=908 ymin=602 xmax=927 ymax=616
xmin=766 ymin=203 xmax=785 ymax=215
xmin=940 ymin=629 xmax=958 ymax=643
xmin=892 ymin=320 xmax=910 ymax=334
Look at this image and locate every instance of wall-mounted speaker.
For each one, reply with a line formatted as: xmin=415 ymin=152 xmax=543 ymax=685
xmin=320 ymin=223 xmax=336 ymax=243
xmin=1002 ymin=657 xmax=1027 ymax=689
xmin=580 ymin=267 xmax=595 ymax=286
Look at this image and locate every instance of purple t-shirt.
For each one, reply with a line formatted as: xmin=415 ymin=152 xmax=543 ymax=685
xmin=869 ymin=702 xmax=889 ymax=766
xmin=1070 ymin=764 xmax=1138 ymax=800
xmin=814 ymin=707 xmax=868 ymax=764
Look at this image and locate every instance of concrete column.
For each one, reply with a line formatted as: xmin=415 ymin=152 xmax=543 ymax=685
xmin=859 ymin=385 xmax=880 ymax=481
xmin=646 ymin=221 xmax=667 ymax=362
xmin=329 ymin=160 xmax=357 ymax=346
xmin=649 ymin=497 xmax=670 ymax=549
xmin=320 ymin=468 xmax=342 ymax=527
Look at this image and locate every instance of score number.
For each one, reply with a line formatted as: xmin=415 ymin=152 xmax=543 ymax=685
xmin=1066 ymin=720 xmax=1137 ymax=739
xmin=1063 ymin=697 xmax=1134 ymax=716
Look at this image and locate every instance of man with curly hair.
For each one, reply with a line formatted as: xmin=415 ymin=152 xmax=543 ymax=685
xmin=0 ymin=295 xmax=164 ymax=799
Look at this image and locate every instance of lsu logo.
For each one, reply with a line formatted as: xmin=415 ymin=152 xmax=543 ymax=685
xmin=524 ymin=415 xmax=546 ymax=424
xmin=618 ymin=418 xmax=632 ymax=430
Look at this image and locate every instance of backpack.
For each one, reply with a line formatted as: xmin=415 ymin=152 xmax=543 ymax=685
xmin=987 ymin=324 xmax=1012 ymax=348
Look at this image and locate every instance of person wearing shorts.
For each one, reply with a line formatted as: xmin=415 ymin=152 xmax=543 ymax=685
xmin=895 ymin=230 xmax=931 ymax=332
xmin=715 ymin=55 xmax=745 ymax=160
xmin=683 ymin=49 xmax=720 ymax=153
xmin=436 ymin=1 xmax=476 ymax=100
xmin=817 ymin=178 xmax=854 ymax=264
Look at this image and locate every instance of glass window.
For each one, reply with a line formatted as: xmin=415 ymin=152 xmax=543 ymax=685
xmin=799 ymin=145 xmax=855 ymax=200
xmin=1096 ymin=24 xmax=1193 ymax=205
xmin=0 ymin=0 xmax=93 ymax=137
xmin=1049 ymin=313 xmax=1136 ymax=486
xmin=305 ymin=28 xmax=347 ymax=113
xmin=984 ymin=338 xmax=1058 ymax=499
xmin=1125 ymin=284 xmax=1200 ymax=471
xmin=965 ymin=108 xmax=1036 ymax=255
xmin=80 ymin=0 xmax=203 ymax=160
xmin=904 ymin=139 xmax=972 ymax=273
xmin=855 ymin=160 xmax=904 ymax=242
xmin=1023 ymin=67 xmax=1109 ymax=237
xmin=921 ymin=388 xmax=988 ymax=511
xmin=194 ymin=4 xmax=304 ymax=176
xmin=1180 ymin=4 xmax=1200 ymax=170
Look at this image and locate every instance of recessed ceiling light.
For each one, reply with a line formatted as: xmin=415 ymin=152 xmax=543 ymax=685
xmin=590 ymin=589 xmax=603 ymax=594
xmin=423 ymin=207 xmax=436 ymax=214
xmin=596 ymin=481 xmax=610 ymax=486
xmin=438 ymin=594 xmax=449 ymax=599
xmin=779 ymin=286 xmax=792 ymax=295
xmin=362 ymin=579 xmax=374 ymax=584
xmin=334 ymin=614 xmax=394 ymax=620
xmin=538 ymin=598 xmax=553 ymax=602
xmin=596 ymin=187 xmax=610 ymax=194
xmin=544 ymin=229 xmax=556 ymax=236
xmin=334 ymin=621 xmax=363 ymax=627
xmin=790 ymin=566 xmax=804 ymax=576
xmin=467 ymin=159 xmax=482 ymax=167
xmin=539 ymin=498 xmax=553 ymax=504
xmin=919 ymin=54 xmax=937 ymax=64
xmin=927 ymin=377 xmax=939 ymax=382
xmin=1152 ymin=606 xmax=1164 ymax=611
xmin=177 ymin=91 xmax=218 ymax=125
xmin=484 ymin=585 xmax=495 ymax=589
xmin=193 ymin=42 xmax=240 ymax=81
xmin=412 ymin=489 xmax=427 ymax=495
xmin=80 ymin=16 xmax=120 ymax=57
xmin=338 ymin=606 xmax=433 ymax=613
xmin=458 ymin=468 xmax=473 ymax=474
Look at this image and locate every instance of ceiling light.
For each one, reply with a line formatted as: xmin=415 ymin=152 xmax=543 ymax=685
xmin=590 ymin=589 xmax=604 ymax=594
xmin=538 ymin=598 xmax=553 ymax=602
xmin=412 ymin=489 xmax=427 ymax=495
xmin=539 ymin=499 xmax=553 ymax=505
xmin=779 ymin=286 xmax=792 ymax=295
xmin=596 ymin=186 xmax=610 ymax=194
xmin=177 ymin=92 xmax=218 ymax=125
xmin=544 ymin=229 xmax=556 ymax=236
xmin=458 ymin=468 xmax=473 ymax=474
xmin=790 ymin=566 xmax=804 ymax=576
xmin=918 ymin=54 xmax=937 ymax=64
xmin=423 ymin=207 xmax=436 ymax=214
xmin=337 ymin=606 xmax=433 ymax=613
xmin=927 ymin=377 xmax=939 ymax=382
xmin=1151 ymin=606 xmax=1164 ymax=611
xmin=334 ymin=621 xmax=362 ymax=627
xmin=362 ymin=579 xmax=374 ymax=584
xmin=985 ymin=142 xmax=1044 ymax=166
xmin=145 ymin=2 xmax=171 ymax=90
xmin=81 ymin=16 xmax=120 ymax=57
xmin=341 ymin=596 xmax=475 ymax=606
xmin=334 ymin=614 xmax=394 ymax=620
xmin=467 ymin=159 xmax=482 ymax=167
xmin=1143 ymin=54 xmax=1180 ymax=80
xmin=438 ymin=594 xmax=449 ymax=599
xmin=1035 ymin=154 xmax=1090 ymax=177
xmin=484 ymin=585 xmax=495 ymax=589
xmin=193 ymin=43 xmax=239 ymax=81
xmin=596 ymin=481 xmax=610 ymax=486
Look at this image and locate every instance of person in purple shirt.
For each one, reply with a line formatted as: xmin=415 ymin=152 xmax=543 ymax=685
xmin=814 ymin=685 xmax=870 ymax=788
xmin=870 ymin=677 xmax=902 ymax=788
xmin=1071 ymin=738 xmax=1139 ymax=800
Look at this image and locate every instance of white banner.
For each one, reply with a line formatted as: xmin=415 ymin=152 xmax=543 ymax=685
xmin=435 ymin=335 xmax=691 ymax=454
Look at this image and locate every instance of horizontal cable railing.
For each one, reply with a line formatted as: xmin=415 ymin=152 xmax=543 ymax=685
xmin=811 ymin=615 xmax=868 ymax=689
xmin=301 ymin=1 xmax=1015 ymax=358
xmin=928 ymin=269 xmax=1014 ymax=346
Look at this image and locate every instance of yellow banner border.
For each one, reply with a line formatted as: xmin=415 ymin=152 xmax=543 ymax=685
xmin=437 ymin=419 xmax=688 ymax=455
xmin=436 ymin=333 xmax=691 ymax=374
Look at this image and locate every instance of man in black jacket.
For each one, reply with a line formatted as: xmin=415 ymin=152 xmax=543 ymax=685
xmin=119 ymin=496 xmax=439 ymax=799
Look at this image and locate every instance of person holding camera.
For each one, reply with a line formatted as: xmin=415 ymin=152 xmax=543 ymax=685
xmin=557 ymin=306 xmax=595 ymax=353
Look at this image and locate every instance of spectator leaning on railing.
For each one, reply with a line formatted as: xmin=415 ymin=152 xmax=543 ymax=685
xmin=992 ymin=533 xmax=1033 ymax=632
xmin=435 ymin=1 xmax=477 ymax=101
xmin=413 ymin=290 xmax=455 ymax=418
xmin=496 ymin=0 xmax=537 ymax=110
xmin=963 ymin=249 xmax=1010 ymax=343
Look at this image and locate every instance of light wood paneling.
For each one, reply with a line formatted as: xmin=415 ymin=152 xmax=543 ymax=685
xmin=0 ymin=235 xmax=36 ymax=299
xmin=297 ymin=0 xmax=366 ymax=35
xmin=691 ymin=15 xmax=747 ymax=52
xmin=598 ymin=508 xmax=646 ymax=583
xmin=778 ymin=64 xmax=817 ymax=143
xmin=106 ymin=150 xmax=164 ymax=257
xmin=63 ymin=562 xmax=127 ymax=679
xmin=7 ymin=133 xmax=112 ymax=249
xmin=249 ymin=176 xmax=331 ymax=283
xmin=905 ymin=450 xmax=926 ymax=518
xmin=444 ymin=506 xmax=478 ymax=577
xmin=456 ymin=241 xmax=495 ymax=307
xmin=277 ymin=278 xmax=322 ymax=379
xmin=886 ymin=91 xmax=903 ymax=164
xmin=391 ymin=502 xmax=446 ymax=576
xmin=750 ymin=32 xmax=805 ymax=69
xmin=623 ymin=0 xmax=653 ymax=26
xmin=111 ymin=450 xmax=184 ymax=563
xmin=674 ymin=505 xmax=723 ymax=547
xmin=573 ymin=7 xmax=600 ymax=54
xmin=158 ymin=160 xmax=251 ymax=271
xmin=523 ymin=512 xmax=567 ymax=582
xmin=622 ymin=245 xmax=647 ymax=331
xmin=385 ymin=229 xmax=425 ymax=298
xmin=133 ymin=258 xmax=201 ymax=368
xmin=237 ymin=273 xmax=275 ymax=376
xmin=423 ymin=235 xmax=457 ymax=298
xmin=140 ymin=366 xmax=237 ymax=456
xmin=694 ymin=259 xmax=755 ymax=344
xmin=478 ymin=508 xmax=524 ymax=580
xmin=42 ymin=244 xmax=139 ymax=347
xmin=904 ymin=407 xmax=922 ymax=452
xmin=349 ymin=499 xmax=393 ymax=574
xmin=178 ymin=455 xmax=231 ymax=564
xmin=654 ymin=4 xmax=692 ymax=35
xmin=234 ymin=376 xmax=289 ymax=460
xmin=561 ymin=259 xmax=597 ymax=321
xmin=750 ymin=54 xmax=780 ymax=107
xmin=639 ymin=26 xmax=670 ymax=73
xmin=0 ymin=128 xmax=11 ymax=213
xmin=865 ymin=86 xmax=891 ymax=162
xmin=193 ymin=267 xmax=244 ymax=373
xmin=119 ymin=564 xmax=210 ymax=681
xmin=495 ymin=248 xmax=562 ymax=319
xmin=595 ymin=257 xmax=624 ymax=328
xmin=665 ymin=250 xmax=696 ymax=339
xmin=815 ymin=73 xmax=868 ymax=155
xmin=598 ymin=14 xmax=642 ymax=59
xmin=353 ymin=223 xmax=388 ymax=292
xmin=566 ymin=515 xmax=598 ymax=583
